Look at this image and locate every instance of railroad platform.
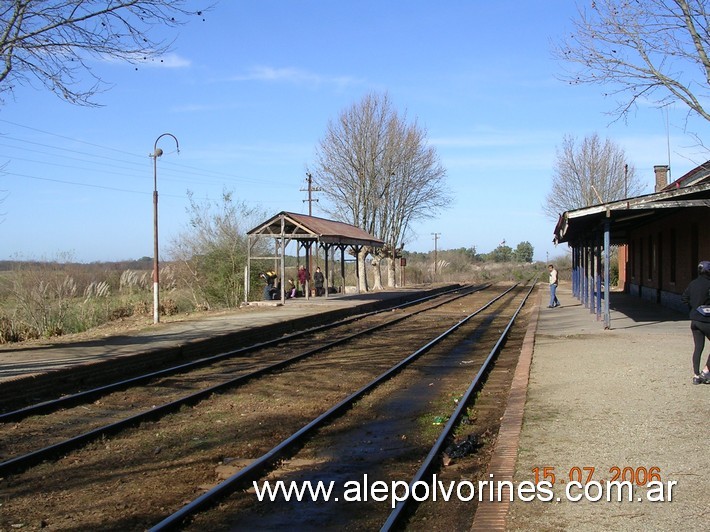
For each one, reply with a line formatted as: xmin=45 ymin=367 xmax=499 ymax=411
xmin=476 ymin=284 xmax=708 ymax=531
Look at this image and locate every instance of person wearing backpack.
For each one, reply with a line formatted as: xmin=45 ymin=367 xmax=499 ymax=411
xmin=681 ymin=261 xmax=710 ymax=385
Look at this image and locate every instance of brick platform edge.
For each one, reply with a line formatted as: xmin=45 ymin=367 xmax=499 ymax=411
xmin=470 ymin=290 xmax=541 ymax=531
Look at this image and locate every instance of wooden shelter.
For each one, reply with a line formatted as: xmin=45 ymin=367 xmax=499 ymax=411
xmin=246 ymin=211 xmax=384 ymax=303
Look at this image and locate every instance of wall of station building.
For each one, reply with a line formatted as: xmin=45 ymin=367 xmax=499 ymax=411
xmin=623 ymin=207 xmax=710 ymax=312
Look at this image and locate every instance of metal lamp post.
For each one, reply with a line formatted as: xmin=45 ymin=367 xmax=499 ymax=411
xmin=151 ymin=133 xmax=180 ymax=324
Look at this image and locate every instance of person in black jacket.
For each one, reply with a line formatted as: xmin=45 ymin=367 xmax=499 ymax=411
xmin=313 ymin=266 xmax=325 ymax=297
xmin=681 ymin=261 xmax=710 ymax=385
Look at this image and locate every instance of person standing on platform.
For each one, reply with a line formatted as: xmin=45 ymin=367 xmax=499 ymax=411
xmin=313 ymin=266 xmax=325 ymax=297
xmin=547 ymin=264 xmax=560 ymax=308
xmin=681 ymin=261 xmax=710 ymax=385
xmin=297 ymin=264 xmax=309 ymax=297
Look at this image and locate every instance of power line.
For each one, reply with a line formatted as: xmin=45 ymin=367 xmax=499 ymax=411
xmin=3 ymin=171 xmax=188 ymax=198
xmin=0 ymin=118 xmax=295 ymax=188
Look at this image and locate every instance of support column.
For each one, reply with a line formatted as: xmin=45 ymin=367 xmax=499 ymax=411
xmin=572 ymin=244 xmax=580 ymax=300
xmin=596 ymin=234 xmax=603 ymax=319
xmin=604 ymin=220 xmax=611 ymax=329
xmin=246 ymin=235 xmax=252 ymax=303
xmin=581 ymin=244 xmax=588 ymax=308
xmin=323 ymin=242 xmax=330 ymax=298
xmin=340 ymin=245 xmax=346 ymax=293
xmin=353 ymin=245 xmax=362 ymax=294
xmin=590 ymin=240 xmax=597 ymax=315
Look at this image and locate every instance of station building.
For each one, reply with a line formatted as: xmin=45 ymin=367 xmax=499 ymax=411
xmin=554 ymin=160 xmax=710 ymax=326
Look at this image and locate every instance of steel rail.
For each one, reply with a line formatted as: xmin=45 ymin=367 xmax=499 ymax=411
xmin=0 ymin=284 xmax=478 ymax=423
xmin=380 ymin=277 xmax=538 ymax=531
xmin=148 ymin=284 xmax=520 ymax=531
xmin=0 ymin=285 xmax=486 ymax=477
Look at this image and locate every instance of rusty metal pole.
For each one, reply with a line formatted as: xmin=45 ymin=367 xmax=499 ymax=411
xmin=151 ymin=133 xmax=180 ymax=324
xmin=152 ymin=152 xmax=160 ymax=324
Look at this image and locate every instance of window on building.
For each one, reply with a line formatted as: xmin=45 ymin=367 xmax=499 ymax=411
xmin=648 ymin=235 xmax=653 ymax=280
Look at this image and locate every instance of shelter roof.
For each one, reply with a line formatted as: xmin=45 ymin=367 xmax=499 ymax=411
xmin=247 ymin=211 xmax=384 ymax=248
xmin=554 ymin=181 xmax=710 ymax=245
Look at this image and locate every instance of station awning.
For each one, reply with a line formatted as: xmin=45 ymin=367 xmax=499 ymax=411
xmin=554 ymin=181 xmax=710 ymax=245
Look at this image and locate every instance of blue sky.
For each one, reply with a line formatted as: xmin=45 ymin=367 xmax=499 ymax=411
xmin=1 ymin=0 xmax=708 ymax=263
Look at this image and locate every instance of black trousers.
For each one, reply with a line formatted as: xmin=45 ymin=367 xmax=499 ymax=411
xmin=690 ymin=320 xmax=710 ymax=374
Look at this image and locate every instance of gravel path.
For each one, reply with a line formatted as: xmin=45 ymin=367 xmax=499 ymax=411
xmin=508 ymin=285 xmax=708 ymax=531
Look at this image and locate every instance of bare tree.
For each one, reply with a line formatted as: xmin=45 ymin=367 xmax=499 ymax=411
xmin=557 ymin=0 xmax=710 ymax=122
xmin=544 ymin=133 xmax=643 ymax=219
xmin=311 ymin=92 xmax=450 ymax=291
xmin=0 ymin=0 xmax=209 ymax=106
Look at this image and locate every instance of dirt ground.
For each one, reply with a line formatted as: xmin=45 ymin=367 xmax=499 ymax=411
xmin=0 ymin=288 xmax=529 ymax=530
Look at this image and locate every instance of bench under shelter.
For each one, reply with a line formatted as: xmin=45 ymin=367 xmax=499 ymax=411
xmin=246 ymin=211 xmax=384 ymax=303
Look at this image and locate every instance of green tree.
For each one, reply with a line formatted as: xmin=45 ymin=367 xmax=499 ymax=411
xmin=169 ymin=189 xmax=267 ymax=309
xmin=513 ymin=241 xmax=534 ymax=263
xmin=489 ymin=244 xmax=513 ymax=263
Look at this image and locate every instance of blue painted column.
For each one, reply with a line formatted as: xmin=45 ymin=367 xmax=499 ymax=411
xmin=572 ymin=246 xmax=579 ymax=298
xmin=604 ymin=220 xmax=611 ymax=328
xmin=596 ymin=234 xmax=603 ymax=319
xmin=582 ymin=244 xmax=588 ymax=308
xmin=589 ymin=240 xmax=596 ymax=314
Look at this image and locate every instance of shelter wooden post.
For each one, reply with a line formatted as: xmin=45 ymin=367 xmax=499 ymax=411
xmin=322 ymin=243 xmax=331 ymax=298
xmin=340 ymin=246 xmax=346 ymax=293
xmin=352 ymin=245 xmax=362 ymax=294
xmin=279 ymin=217 xmax=286 ymax=304
xmin=303 ymin=241 xmax=312 ymax=300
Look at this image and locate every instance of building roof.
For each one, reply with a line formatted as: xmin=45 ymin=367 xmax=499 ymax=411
xmin=247 ymin=211 xmax=385 ymax=248
xmin=554 ymin=181 xmax=710 ymax=245
xmin=661 ymin=159 xmax=710 ymax=191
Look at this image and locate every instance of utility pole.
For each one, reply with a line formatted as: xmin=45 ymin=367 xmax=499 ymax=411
xmin=301 ymin=172 xmax=321 ymax=216
xmin=431 ymin=232 xmax=441 ymax=275
xmin=301 ymin=172 xmax=322 ymax=285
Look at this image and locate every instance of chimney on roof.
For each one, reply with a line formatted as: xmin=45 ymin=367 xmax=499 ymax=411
xmin=654 ymin=165 xmax=669 ymax=192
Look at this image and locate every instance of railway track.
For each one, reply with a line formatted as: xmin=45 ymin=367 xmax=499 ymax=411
xmin=0 ymin=285 xmax=481 ymax=476
xmin=0 ymin=282 xmax=537 ymax=530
